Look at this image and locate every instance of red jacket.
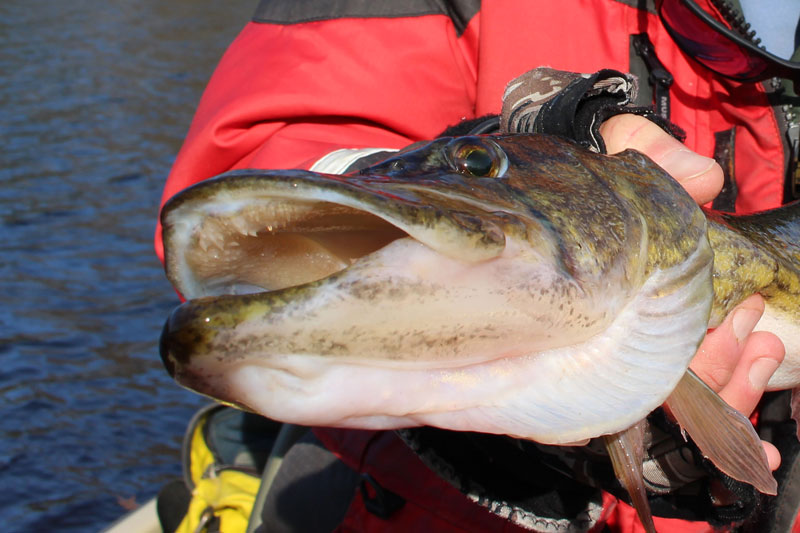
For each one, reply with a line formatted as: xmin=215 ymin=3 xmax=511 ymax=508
xmin=157 ymin=1 xmax=793 ymax=530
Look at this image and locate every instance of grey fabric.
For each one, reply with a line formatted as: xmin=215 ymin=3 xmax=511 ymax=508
xmin=252 ymin=0 xmax=480 ymax=35
xmin=255 ymin=430 xmax=360 ymax=532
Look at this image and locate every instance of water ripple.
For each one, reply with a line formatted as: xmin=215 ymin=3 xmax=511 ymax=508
xmin=1 ymin=0 xmax=257 ymax=530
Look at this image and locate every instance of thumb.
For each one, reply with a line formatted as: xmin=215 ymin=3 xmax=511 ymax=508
xmin=599 ymin=114 xmax=723 ymax=205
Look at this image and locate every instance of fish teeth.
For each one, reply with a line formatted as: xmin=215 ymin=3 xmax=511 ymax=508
xmin=194 ymin=231 xmax=209 ymax=252
xmin=229 ymin=214 xmax=254 ymax=236
xmin=197 ymin=226 xmax=226 ymax=252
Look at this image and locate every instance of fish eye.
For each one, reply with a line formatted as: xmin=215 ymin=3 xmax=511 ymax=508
xmin=448 ymin=138 xmax=508 ymax=178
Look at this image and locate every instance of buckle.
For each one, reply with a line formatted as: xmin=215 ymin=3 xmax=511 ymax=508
xmin=359 ymin=473 xmax=405 ymax=519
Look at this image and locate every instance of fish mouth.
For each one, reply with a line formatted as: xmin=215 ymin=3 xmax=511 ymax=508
xmin=161 ymin=169 xmax=506 ymax=300
xmin=159 ymin=168 xmax=514 ymax=418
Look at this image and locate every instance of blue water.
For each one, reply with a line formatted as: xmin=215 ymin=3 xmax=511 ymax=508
xmin=0 ymin=1 xmax=256 ymax=530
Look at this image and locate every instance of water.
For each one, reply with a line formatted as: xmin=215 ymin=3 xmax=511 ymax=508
xmin=1 ymin=1 xmax=257 ymax=530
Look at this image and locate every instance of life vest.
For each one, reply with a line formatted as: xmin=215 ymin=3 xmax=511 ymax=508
xmin=158 ymin=404 xmax=278 ymax=533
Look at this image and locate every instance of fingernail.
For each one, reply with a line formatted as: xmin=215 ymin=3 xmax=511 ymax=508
xmin=659 ymin=149 xmax=716 ymax=181
xmin=749 ymin=358 xmax=780 ymax=390
xmin=732 ymin=307 xmax=761 ymax=344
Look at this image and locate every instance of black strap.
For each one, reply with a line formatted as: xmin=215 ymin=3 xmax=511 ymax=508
xmin=631 ymin=33 xmax=674 ymax=121
xmin=359 ymin=473 xmax=406 ymax=519
xmin=711 ymin=128 xmax=739 ymax=212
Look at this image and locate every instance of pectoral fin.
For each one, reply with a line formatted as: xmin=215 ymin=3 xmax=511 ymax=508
xmin=664 ymin=370 xmax=777 ymax=495
xmin=604 ymin=422 xmax=655 ymax=533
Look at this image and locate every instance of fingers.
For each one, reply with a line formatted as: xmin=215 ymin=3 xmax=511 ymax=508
xmin=689 ymin=294 xmax=785 ymax=471
xmin=598 ymin=114 xmax=724 ymax=204
xmin=689 ymin=295 xmax=785 ymax=415
xmin=689 ymin=294 xmax=765 ymax=395
xmin=763 ymin=441 xmax=782 ymax=472
xmin=721 ymin=331 xmax=784 ymax=416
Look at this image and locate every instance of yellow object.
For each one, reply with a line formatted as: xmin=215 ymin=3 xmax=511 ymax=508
xmin=175 ymin=412 xmax=261 ymax=533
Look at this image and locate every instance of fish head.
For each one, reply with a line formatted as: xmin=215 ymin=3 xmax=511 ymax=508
xmin=159 ymin=134 xmax=713 ymax=444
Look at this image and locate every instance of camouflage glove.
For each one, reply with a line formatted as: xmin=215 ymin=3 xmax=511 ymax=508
xmin=500 ymin=67 xmax=684 ymax=152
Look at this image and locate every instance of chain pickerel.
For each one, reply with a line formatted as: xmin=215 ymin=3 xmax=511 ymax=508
xmin=159 ymin=134 xmax=800 ymax=531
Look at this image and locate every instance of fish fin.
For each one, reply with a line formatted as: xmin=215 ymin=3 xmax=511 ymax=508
xmin=664 ymin=370 xmax=777 ymax=495
xmin=603 ymin=422 xmax=656 ymax=533
xmin=792 ymin=386 xmax=800 ymax=441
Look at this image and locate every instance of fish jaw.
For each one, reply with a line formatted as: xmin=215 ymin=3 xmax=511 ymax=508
xmin=161 ymin=234 xmax=714 ymax=444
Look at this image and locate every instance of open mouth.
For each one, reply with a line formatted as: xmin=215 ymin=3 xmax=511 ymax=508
xmin=161 ymin=172 xmax=423 ymax=300
xmin=161 ymin=169 xmax=505 ymax=300
xmin=175 ymin=199 xmax=408 ymax=298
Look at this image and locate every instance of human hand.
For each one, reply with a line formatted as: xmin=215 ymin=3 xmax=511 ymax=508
xmin=599 ymin=114 xmax=785 ymax=471
xmin=599 ymin=113 xmax=723 ymax=203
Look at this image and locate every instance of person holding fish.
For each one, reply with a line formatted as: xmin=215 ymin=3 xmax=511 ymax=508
xmin=155 ymin=1 xmax=800 ymax=532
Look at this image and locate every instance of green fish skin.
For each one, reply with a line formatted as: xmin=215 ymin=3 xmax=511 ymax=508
xmin=160 ymin=134 xmax=800 ymax=443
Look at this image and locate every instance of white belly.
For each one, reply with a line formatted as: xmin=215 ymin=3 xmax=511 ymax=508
xmin=757 ymin=303 xmax=800 ymax=390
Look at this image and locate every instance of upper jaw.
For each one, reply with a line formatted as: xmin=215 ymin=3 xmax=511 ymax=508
xmin=161 ymin=169 xmax=508 ymax=300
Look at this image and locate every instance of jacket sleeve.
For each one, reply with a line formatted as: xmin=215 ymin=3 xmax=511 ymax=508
xmin=155 ymin=10 xmax=479 ymax=262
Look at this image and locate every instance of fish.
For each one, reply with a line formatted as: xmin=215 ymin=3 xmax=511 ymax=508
xmin=159 ymin=133 xmax=800 ymax=531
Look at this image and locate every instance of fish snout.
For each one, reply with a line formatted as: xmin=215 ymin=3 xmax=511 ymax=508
xmin=159 ymin=300 xmax=209 ymax=379
xmin=160 ymin=300 xmax=254 ymax=409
